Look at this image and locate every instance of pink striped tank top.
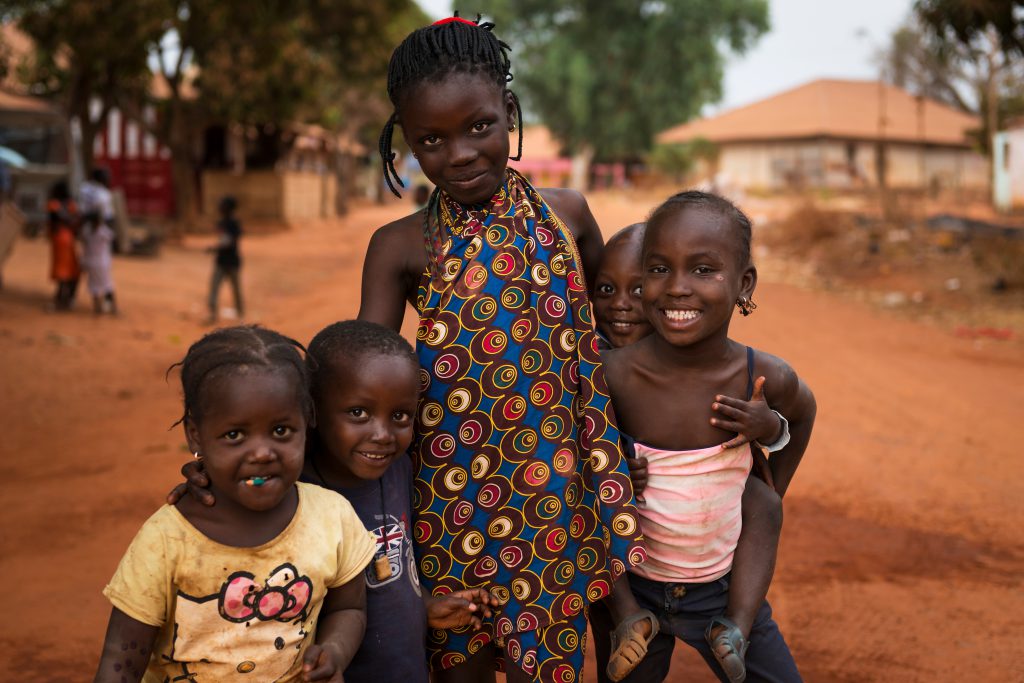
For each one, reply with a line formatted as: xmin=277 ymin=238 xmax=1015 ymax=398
xmin=630 ymin=440 xmax=752 ymax=583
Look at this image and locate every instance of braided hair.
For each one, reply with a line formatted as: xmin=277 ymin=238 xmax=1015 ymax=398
xmin=170 ymin=325 xmax=313 ymax=427
xmin=378 ymin=13 xmax=524 ymax=198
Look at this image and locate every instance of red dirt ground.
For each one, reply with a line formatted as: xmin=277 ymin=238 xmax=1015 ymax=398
xmin=1 ymin=192 xmax=1020 ymax=681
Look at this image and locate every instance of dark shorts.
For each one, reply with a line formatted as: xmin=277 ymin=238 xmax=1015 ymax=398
xmin=590 ymin=572 xmax=802 ymax=683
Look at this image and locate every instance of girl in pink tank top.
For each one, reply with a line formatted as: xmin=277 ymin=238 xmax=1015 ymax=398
xmin=595 ymin=194 xmax=817 ymax=683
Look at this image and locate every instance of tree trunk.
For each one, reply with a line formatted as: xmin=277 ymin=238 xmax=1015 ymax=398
xmin=334 ymin=150 xmax=353 ymax=216
xmin=569 ymin=146 xmax=593 ymax=192
xmin=167 ymin=100 xmax=200 ymax=234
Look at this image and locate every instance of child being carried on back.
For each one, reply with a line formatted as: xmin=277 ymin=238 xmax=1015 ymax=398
xmin=591 ymin=194 xmax=816 ymax=683
xmin=94 ymin=326 xmax=376 ymax=682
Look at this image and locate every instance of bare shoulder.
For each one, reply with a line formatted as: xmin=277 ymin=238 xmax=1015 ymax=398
xmin=539 ymin=187 xmax=590 ymax=237
xmin=367 ymin=211 xmax=428 ymax=276
xmin=752 ymin=348 xmax=815 ymax=415
xmin=370 ymin=211 xmax=423 ymax=252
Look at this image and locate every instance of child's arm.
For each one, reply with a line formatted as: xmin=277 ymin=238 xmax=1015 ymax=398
xmin=763 ymin=362 xmax=816 ymax=497
xmin=302 ymin=574 xmax=367 ymax=682
xmin=93 ymin=608 xmax=159 ymax=683
xmin=357 ymin=221 xmax=419 ymax=332
xmin=424 ymin=588 xmax=498 ymax=630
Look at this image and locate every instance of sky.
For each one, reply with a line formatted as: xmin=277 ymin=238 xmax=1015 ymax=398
xmin=414 ymin=0 xmax=915 ymax=113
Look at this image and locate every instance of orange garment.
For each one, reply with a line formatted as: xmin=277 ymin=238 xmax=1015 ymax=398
xmin=48 ymin=198 xmax=79 ymax=282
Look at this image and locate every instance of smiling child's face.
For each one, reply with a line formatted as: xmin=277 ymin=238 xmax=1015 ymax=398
xmin=642 ymin=206 xmax=756 ymax=348
xmin=399 ymin=71 xmax=515 ymax=205
xmin=315 ymin=354 xmax=420 ymax=486
xmin=186 ymin=366 xmax=307 ymax=512
xmin=593 ymin=229 xmax=652 ymax=348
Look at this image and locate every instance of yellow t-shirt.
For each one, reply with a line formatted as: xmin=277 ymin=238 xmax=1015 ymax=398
xmin=103 ymin=482 xmax=376 ymax=682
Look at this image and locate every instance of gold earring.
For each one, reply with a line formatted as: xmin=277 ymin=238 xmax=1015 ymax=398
xmin=193 ymin=451 xmax=202 ymax=460
xmin=736 ymin=296 xmax=757 ymax=316
xmin=509 ymin=122 xmax=517 ymax=132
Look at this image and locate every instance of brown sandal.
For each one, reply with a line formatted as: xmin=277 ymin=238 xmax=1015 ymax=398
xmin=606 ymin=609 xmax=660 ymax=682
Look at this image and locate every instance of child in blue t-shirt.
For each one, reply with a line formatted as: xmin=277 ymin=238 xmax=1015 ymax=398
xmin=172 ymin=321 xmax=495 ymax=682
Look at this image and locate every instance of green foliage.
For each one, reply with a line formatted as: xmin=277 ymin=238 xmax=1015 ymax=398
xmin=475 ymin=0 xmax=768 ymax=160
xmin=915 ymin=0 xmax=1024 ymax=57
xmin=647 ymin=137 xmax=718 ymax=181
xmin=1 ymin=0 xmax=427 ymax=149
xmin=882 ymin=10 xmax=1024 ymax=154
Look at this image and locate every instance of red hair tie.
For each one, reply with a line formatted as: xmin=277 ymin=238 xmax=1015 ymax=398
xmin=432 ymin=16 xmax=477 ymax=27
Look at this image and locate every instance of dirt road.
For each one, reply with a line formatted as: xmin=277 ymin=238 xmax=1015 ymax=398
xmin=1 ymin=194 xmax=1020 ymax=681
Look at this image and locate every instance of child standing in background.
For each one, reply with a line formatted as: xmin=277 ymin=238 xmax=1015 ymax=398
xmin=592 ymin=192 xmax=816 ymax=683
xmin=79 ymin=168 xmax=117 ymax=314
xmin=208 ymin=195 xmax=244 ymax=323
xmin=47 ymin=180 xmax=79 ymax=311
xmin=95 ymin=326 xmax=375 ymax=682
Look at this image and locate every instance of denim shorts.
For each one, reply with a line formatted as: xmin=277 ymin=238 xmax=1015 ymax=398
xmin=589 ymin=572 xmax=802 ymax=683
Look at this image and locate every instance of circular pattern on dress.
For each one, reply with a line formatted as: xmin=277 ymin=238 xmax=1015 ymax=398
xmin=611 ymin=512 xmax=637 ymax=537
xmin=586 ymin=578 xmax=611 ymax=602
xmin=429 ymin=433 xmax=457 ymax=461
xmin=481 ymin=363 xmax=518 ymax=398
xmin=510 ymin=315 xmax=533 ymax=342
xmin=420 ymin=401 xmax=444 ymax=427
xmin=461 ymin=530 xmax=485 ymax=557
xmin=538 ymin=294 xmax=566 ymax=326
xmin=501 ymin=286 xmax=527 ymax=311
xmin=459 ymin=416 xmax=489 ymax=447
xmin=463 ymin=295 xmax=498 ymax=330
xmin=447 ymin=387 xmax=473 ymax=413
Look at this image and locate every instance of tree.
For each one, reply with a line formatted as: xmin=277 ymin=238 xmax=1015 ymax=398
xmin=881 ymin=11 xmax=1024 ymax=156
xmin=478 ymin=0 xmax=769 ymax=186
xmin=915 ymin=0 xmax=1024 ymax=57
xmin=2 ymin=0 xmax=161 ymax=173
xmin=4 ymin=0 xmax=424 ymax=225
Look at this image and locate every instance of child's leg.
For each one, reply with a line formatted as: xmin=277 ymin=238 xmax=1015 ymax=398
xmin=105 ymin=291 xmax=117 ymax=314
xmin=93 ymin=294 xmax=103 ymax=314
xmin=591 ymin=576 xmax=676 ymax=683
xmin=208 ymin=266 xmax=223 ymax=319
xmin=603 ymin=573 xmax=659 ymax=681
xmin=228 ymin=267 xmax=243 ymax=316
xmin=724 ymin=476 xmax=782 ymax=638
xmin=706 ymin=475 xmax=782 ymax=682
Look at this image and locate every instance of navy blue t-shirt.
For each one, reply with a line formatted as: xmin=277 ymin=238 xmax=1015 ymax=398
xmin=301 ymin=455 xmax=428 ymax=683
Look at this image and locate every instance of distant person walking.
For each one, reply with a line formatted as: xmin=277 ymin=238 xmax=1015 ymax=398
xmin=79 ymin=168 xmax=118 ymax=314
xmin=47 ymin=180 xmax=80 ymax=311
xmin=207 ymin=195 xmax=243 ymax=323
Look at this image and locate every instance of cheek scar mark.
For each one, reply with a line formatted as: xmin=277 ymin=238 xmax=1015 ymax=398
xmin=715 ymin=274 xmax=724 ymax=281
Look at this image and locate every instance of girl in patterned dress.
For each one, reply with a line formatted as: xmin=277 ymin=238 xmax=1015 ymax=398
xmin=358 ymin=15 xmax=653 ymax=683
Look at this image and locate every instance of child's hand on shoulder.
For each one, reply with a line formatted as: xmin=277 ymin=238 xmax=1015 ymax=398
xmin=425 ymin=588 xmax=499 ymax=630
xmin=302 ymin=643 xmax=345 ymax=682
xmin=713 ymin=376 xmax=783 ymax=449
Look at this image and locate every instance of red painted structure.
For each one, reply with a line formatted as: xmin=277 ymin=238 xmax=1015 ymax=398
xmin=92 ymin=108 xmax=175 ymax=218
